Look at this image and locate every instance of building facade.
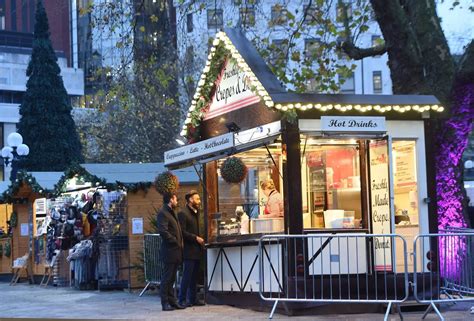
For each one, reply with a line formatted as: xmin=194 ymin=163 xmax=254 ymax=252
xmin=0 ymin=0 xmax=84 ymax=181
xmin=174 ymin=0 xmax=392 ymax=109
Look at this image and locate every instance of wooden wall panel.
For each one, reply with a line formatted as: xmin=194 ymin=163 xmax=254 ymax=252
xmin=127 ymin=184 xmax=199 ymax=288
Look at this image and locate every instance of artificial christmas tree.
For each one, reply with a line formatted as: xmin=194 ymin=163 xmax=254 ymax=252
xmin=17 ymin=0 xmax=83 ymax=171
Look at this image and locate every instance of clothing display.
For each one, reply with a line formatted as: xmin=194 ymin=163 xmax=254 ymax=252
xmin=40 ymin=189 xmax=129 ymax=290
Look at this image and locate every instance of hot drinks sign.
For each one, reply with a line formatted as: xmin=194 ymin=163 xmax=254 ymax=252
xmin=321 ymin=116 xmax=386 ymax=133
xmin=205 ymin=59 xmax=261 ymax=120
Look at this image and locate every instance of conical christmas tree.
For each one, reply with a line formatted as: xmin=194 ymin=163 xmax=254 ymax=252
xmin=17 ymin=0 xmax=83 ymax=171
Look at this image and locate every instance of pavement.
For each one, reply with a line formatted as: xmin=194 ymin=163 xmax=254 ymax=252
xmin=1 ymin=283 xmax=474 ymax=321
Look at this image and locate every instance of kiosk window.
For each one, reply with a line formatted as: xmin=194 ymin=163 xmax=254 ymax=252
xmin=392 ymin=140 xmax=419 ymax=225
xmin=301 ymin=137 xmax=363 ymax=229
xmin=210 ymin=142 xmax=284 ymax=241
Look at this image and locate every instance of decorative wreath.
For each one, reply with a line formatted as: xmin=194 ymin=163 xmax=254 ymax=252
xmin=154 ymin=171 xmax=179 ymax=195
xmin=9 ymin=211 xmax=18 ymax=228
xmin=5 ymin=240 xmax=11 ymax=258
xmin=220 ymin=157 xmax=248 ymax=184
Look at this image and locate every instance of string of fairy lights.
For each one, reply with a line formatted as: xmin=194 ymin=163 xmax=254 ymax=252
xmin=180 ymin=31 xmax=444 ymax=138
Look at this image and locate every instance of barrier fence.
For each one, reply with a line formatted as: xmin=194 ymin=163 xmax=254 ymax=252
xmin=258 ymin=234 xmax=409 ymax=320
xmin=139 ymin=234 xmax=162 ymax=297
xmin=258 ymin=232 xmax=474 ymax=320
xmin=414 ymin=229 xmax=474 ymax=320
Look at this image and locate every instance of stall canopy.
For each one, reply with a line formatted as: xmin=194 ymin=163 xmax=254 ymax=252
xmin=0 ymin=163 xmax=200 ymax=203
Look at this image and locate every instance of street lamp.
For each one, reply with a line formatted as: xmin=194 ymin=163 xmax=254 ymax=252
xmin=1 ymin=132 xmax=30 ymax=181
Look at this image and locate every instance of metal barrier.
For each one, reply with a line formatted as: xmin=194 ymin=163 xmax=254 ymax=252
xmin=258 ymin=233 xmax=408 ymax=320
xmin=139 ymin=234 xmax=162 ymax=297
xmin=414 ymin=230 xmax=474 ymax=320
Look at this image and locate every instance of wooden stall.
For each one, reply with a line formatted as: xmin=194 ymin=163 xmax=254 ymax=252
xmin=0 ymin=164 xmax=200 ymax=289
xmin=0 ymin=203 xmax=13 ymax=274
xmin=165 ymin=29 xmax=442 ymax=308
xmin=75 ymin=163 xmax=200 ymax=289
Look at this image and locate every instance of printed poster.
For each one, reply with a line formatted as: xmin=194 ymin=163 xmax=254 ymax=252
xmin=369 ymin=140 xmax=393 ymax=271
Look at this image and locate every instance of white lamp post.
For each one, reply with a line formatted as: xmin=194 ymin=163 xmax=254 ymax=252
xmin=1 ymin=132 xmax=30 ymax=181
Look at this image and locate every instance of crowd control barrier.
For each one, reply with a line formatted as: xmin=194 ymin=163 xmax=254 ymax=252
xmin=414 ymin=229 xmax=474 ymax=320
xmin=258 ymin=233 xmax=409 ymax=320
xmin=139 ymin=234 xmax=162 ymax=297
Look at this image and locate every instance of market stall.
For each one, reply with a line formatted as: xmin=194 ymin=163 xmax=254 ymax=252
xmin=0 ymin=163 xmax=199 ymax=289
xmin=165 ymin=29 xmax=441 ymax=306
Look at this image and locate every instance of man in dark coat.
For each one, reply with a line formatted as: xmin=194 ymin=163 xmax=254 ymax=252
xmin=178 ymin=190 xmax=205 ymax=307
xmin=157 ymin=193 xmax=185 ymax=311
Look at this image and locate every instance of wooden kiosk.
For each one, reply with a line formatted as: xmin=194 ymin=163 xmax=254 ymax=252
xmin=164 ymin=29 xmax=441 ymax=307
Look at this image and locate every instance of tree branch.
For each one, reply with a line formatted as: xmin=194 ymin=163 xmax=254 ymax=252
xmin=339 ymin=39 xmax=386 ymax=60
xmin=456 ymin=40 xmax=474 ymax=85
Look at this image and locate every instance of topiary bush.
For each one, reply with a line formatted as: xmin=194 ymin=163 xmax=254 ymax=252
xmin=220 ymin=157 xmax=248 ymax=184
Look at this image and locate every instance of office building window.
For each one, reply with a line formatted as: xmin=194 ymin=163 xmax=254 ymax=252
xmin=373 ymin=71 xmax=382 ymax=93
xmin=336 ymin=0 xmax=352 ymax=22
xmin=186 ymin=13 xmax=193 ymax=33
xmin=10 ymin=0 xmax=16 ymax=31
xmin=239 ymin=6 xmax=255 ymax=27
xmin=339 ymin=72 xmax=355 ymax=94
xmin=372 ymin=35 xmax=382 ymax=57
xmin=304 ymin=38 xmax=321 ymax=60
xmin=270 ymin=39 xmax=289 ymax=66
xmin=0 ymin=0 xmax=5 ymax=30
xmin=306 ymin=78 xmax=319 ymax=93
xmin=271 ymin=4 xmax=287 ymax=26
xmin=21 ymin=0 xmax=28 ymax=32
xmin=336 ymin=37 xmax=348 ymax=60
xmin=303 ymin=4 xmax=318 ymax=24
xmin=207 ymin=9 xmax=223 ymax=29
xmin=185 ymin=45 xmax=194 ymax=66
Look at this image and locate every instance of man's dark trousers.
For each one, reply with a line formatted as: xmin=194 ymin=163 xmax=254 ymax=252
xmin=161 ymin=263 xmax=180 ymax=306
xmin=157 ymin=204 xmax=183 ymax=307
xmin=179 ymin=259 xmax=200 ymax=304
xmin=178 ymin=205 xmax=202 ymax=305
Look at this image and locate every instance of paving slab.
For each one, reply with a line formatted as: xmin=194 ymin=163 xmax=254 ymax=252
xmin=1 ymin=283 xmax=473 ymax=320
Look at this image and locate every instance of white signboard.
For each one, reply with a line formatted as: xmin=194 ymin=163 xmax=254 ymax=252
xmin=164 ymin=133 xmax=234 ymax=166
xmin=205 ymin=59 xmax=261 ymax=120
xmin=20 ymin=223 xmax=29 ymax=236
xmin=322 ymin=116 xmax=386 ymax=132
xmin=234 ymin=121 xmax=281 ymax=147
xmin=369 ymin=140 xmax=392 ymax=272
xmin=132 ymin=218 xmax=144 ymax=235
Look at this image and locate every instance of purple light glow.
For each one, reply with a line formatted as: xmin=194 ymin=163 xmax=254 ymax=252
xmin=436 ymin=83 xmax=474 ymax=277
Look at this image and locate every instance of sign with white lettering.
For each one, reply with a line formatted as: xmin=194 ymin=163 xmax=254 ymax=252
xmin=369 ymin=139 xmax=393 ymax=271
xmin=164 ymin=133 xmax=234 ymax=166
xmin=204 ymin=59 xmax=261 ymax=120
xmin=321 ymin=116 xmax=386 ymax=133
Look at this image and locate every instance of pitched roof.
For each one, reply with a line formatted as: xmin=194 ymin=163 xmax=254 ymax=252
xmin=81 ymin=163 xmax=199 ymax=184
xmin=180 ymin=28 xmax=442 ymax=138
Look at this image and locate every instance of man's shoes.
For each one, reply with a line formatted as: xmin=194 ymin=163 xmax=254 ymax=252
xmin=170 ymin=302 xmax=186 ymax=309
xmin=192 ymin=300 xmax=206 ymax=306
xmin=178 ymin=301 xmax=189 ymax=308
xmin=162 ymin=303 xmax=175 ymax=311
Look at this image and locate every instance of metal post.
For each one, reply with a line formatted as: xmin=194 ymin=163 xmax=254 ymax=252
xmin=269 ymin=299 xmax=279 ymax=319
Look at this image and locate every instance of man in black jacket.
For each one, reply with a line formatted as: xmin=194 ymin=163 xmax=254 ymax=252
xmin=157 ymin=193 xmax=185 ymax=311
xmin=178 ymin=190 xmax=205 ymax=307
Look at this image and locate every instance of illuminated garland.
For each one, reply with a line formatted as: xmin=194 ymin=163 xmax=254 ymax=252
xmin=180 ymin=31 xmax=444 ymax=141
xmin=181 ymin=31 xmax=275 ymax=141
xmin=0 ymin=171 xmax=47 ymax=203
xmin=0 ymin=164 xmax=160 ymax=203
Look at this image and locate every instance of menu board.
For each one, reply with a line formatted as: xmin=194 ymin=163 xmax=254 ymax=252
xmin=394 ymin=142 xmax=416 ymax=188
xmin=369 ymin=140 xmax=392 ymax=272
